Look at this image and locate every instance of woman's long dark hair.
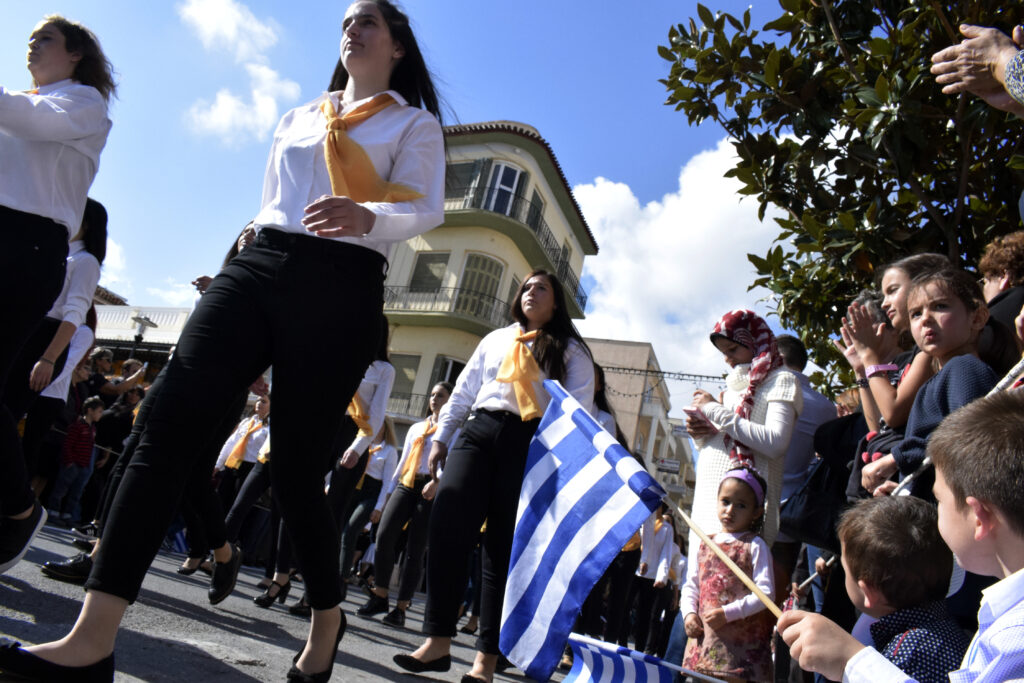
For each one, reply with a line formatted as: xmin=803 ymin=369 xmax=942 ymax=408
xmin=42 ymin=14 xmax=116 ymax=101
xmin=81 ymin=198 xmax=107 ymax=265
xmin=327 ymin=1 xmax=443 ymax=124
xmin=511 ymin=269 xmax=592 ymax=383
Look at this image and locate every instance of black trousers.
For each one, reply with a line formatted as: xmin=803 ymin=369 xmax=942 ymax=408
xmin=374 ymin=478 xmax=432 ymax=601
xmin=86 ymin=230 xmax=384 ymax=607
xmin=423 ymin=410 xmax=539 ymax=654
xmin=338 ymin=476 xmax=382 ymax=579
xmin=224 ymin=460 xmax=271 ymax=543
xmin=603 ymin=548 xmax=641 ymax=645
xmin=0 ymin=208 xmax=67 ymax=516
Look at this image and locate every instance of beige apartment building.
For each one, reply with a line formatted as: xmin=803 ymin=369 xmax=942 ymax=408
xmin=587 ymin=338 xmax=695 ymax=509
xmin=383 ymin=121 xmax=598 ymax=440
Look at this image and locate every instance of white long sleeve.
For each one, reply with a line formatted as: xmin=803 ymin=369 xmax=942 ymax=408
xmin=637 ymin=518 xmax=672 ymax=580
xmin=0 ymin=80 xmax=111 ymax=235
xmin=435 ymin=325 xmax=594 ymax=446
xmin=45 ymin=241 xmax=100 ymax=328
xmin=347 ymin=361 xmax=396 ymax=455
xmin=251 ymin=89 xmax=444 ymax=260
xmin=366 ymin=444 xmax=398 ymax=512
xmin=681 ymin=533 xmax=773 ymax=621
xmin=700 ymin=399 xmax=797 ymax=459
xmin=721 ymin=534 xmax=774 ymax=621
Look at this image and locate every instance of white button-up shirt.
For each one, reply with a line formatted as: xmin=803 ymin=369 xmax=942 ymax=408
xmin=251 ymin=89 xmax=444 ymax=261
xmin=0 ymin=79 xmax=111 ymax=236
xmin=435 ymin=324 xmax=596 ymax=447
xmin=45 ymin=240 xmax=100 ymax=328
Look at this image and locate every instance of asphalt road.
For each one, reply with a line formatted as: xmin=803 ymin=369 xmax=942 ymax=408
xmin=0 ymin=523 xmax=568 ymax=682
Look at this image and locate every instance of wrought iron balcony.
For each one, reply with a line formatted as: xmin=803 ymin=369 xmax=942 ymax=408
xmin=388 ymin=392 xmax=430 ymax=421
xmin=384 ymin=285 xmax=512 ymax=330
xmin=445 ymin=184 xmax=588 ymax=311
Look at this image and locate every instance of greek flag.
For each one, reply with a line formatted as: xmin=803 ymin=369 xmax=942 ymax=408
xmin=562 ymin=634 xmax=724 ymax=683
xmin=499 ymin=380 xmax=666 ymax=681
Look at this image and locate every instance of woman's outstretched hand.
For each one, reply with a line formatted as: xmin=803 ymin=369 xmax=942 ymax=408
xmin=302 ymin=195 xmax=376 ymax=238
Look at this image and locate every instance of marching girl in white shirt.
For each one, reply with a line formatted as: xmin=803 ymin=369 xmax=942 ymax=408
xmin=358 ymin=381 xmax=454 ymax=626
xmin=3 ymin=3 xmax=445 ymax=681
xmin=633 ymin=506 xmax=675 ymax=653
xmin=326 ymin=328 xmax=396 ymax=523
xmin=395 ymin=270 xmax=596 ymax=683
xmin=11 ymin=199 xmax=105 ymax=484
xmin=0 ymin=15 xmax=113 ymax=576
xmin=337 ymin=418 xmax=397 ymax=594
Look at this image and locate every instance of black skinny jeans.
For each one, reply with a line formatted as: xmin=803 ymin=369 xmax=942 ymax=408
xmin=374 ymin=478 xmax=432 ymax=602
xmin=604 ymin=548 xmax=641 ymax=645
xmin=0 ymin=209 xmax=67 ymax=517
xmin=423 ymin=410 xmax=539 ymax=654
xmin=87 ymin=230 xmax=384 ymax=607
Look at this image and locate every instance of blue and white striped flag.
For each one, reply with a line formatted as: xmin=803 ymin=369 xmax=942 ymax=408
xmin=500 ymin=380 xmax=666 ymax=681
xmin=562 ymin=634 xmax=724 ymax=683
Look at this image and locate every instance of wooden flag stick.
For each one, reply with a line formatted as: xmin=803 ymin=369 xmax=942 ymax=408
xmin=671 ymin=501 xmax=782 ymax=619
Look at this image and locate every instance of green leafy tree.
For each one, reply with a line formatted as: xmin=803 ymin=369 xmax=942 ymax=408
xmin=660 ymin=0 xmax=1023 ymax=390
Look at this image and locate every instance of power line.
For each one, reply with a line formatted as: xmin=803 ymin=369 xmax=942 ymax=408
xmin=602 ymin=366 xmax=725 ymax=384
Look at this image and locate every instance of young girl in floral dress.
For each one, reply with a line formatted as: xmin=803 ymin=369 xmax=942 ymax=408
xmin=681 ymin=466 xmax=774 ymax=683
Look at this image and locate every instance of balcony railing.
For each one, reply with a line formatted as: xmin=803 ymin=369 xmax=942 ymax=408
xmin=445 ymin=184 xmax=588 ymax=311
xmin=388 ymin=392 xmax=430 ymax=420
xmin=384 ymin=285 xmax=512 ymax=329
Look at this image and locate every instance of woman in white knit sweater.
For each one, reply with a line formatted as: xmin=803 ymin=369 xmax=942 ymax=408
xmin=685 ymin=309 xmax=803 ymax=556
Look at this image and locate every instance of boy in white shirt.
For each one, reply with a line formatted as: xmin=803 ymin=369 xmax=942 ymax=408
xmin=779 ymin=390 xmax=1024 ymax=682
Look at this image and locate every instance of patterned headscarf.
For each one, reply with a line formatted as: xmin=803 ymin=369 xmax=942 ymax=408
xmin=710 ymin=309 xmax=783 ymax=466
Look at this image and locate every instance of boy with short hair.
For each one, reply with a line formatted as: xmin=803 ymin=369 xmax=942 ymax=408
xmin=837 ymin=496 xmax=969 ymax=682
xmin=46 ymin=396 xmax=104 ymax=525
xmin=779 ymin=389 xmax=1024 ymax=682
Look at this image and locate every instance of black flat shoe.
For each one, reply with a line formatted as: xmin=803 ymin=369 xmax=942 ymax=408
xmin=392 ymin=652 xmax=451 ymax=673
xmin=254 ymin=580 xmax=291 ymax=608
xmin=356 ymin=594 xmax=388 ymax=617
xmin=177 ymin=559 xmax=203 ymax=576
xmin=0 ymin=637 xmax=114 ymax=682
xmin=460 ymin=676 xmax=487 ymax=683
xmin=208 ymin=544 xmax=242 ymax=605
xmin=286 ymin=608 xmax=346 ymax=682
xmin=40 ymin=552 xmax=93 ymax=585
xmin=381 ymin=607 xmax=405 ymax=628
xmin=289 ymin=594 xmax=312 ymax=618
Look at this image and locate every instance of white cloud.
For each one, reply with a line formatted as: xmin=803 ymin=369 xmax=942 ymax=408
xmin=177 ymin=0 xmax=279 ymax=63
xmin=146 ymin=278 xmax=199 ymax=307
xmin=186 ymin=63 xmax=301 ymax=145
xmin=178 ymin=0 xmax=299 ymax=145
xmin=574 ymin=138 xmax=781 ymax=412
xmin=98 ymin=237 xmax=132 ymax=297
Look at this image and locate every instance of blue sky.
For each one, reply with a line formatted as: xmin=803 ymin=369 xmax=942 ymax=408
xmin=3 ymin=1 xmax=794 ymax=403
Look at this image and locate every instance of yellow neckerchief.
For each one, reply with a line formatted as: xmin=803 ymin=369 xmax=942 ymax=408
xmin=347 ymin=393 xmax=373 ymax=438
xmin=256 ymin=437 xmax=271 ymax=464
xmin=621 ymin=530 xmax=642 ymax=552
xmin=496 ymin=328 xmax=542 ymax=421
xmin=399 ymin=417 xmax=437 ymax=489
xmin=320 ymin=93 xmax=424 ymax=203
xmin=355 ymin=443 xmax=385 ymax=491
xmin=225 ymin=416 xmax=263 ymax=469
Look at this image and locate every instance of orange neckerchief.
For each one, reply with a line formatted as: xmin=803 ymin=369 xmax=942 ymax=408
xmin=320 ymin=93 xmax=424 ymax=203
xmin=398 ymin=418 xmax=437 ymax=489
xmin=347 ymin=393 xmax=373 ymax=439
xmin=225 ymin=417 xmax=263 ymax=469
xmin=496 ymin=329 xmax=542 ymax=421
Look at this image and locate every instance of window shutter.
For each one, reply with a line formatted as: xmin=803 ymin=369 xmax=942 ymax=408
xmin=512 ymin=171 xmax=530 ymax=220
xmin=472 ymin=159 xmax=492 ymax=208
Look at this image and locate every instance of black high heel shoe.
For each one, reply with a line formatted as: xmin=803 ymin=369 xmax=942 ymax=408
xmin=286 ymin=608 xmax=346 ymax=682
xmin=254 ymin=580 xmax=291 ymax=608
